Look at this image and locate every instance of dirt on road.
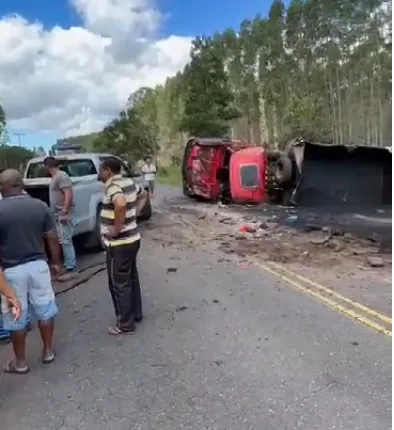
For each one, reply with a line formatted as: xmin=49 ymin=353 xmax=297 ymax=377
xmin=156 ymin=203 xmax=392 ymax=316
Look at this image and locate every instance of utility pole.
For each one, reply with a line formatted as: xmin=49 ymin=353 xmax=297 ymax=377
xmin=14 ymin=132 xmax=24 ymax=146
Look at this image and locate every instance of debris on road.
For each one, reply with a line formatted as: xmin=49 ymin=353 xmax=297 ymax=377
xmin=366 ymin=256 xmax=385 ymax=268
xmin=167 ymin=267 xmax=178 ymax=273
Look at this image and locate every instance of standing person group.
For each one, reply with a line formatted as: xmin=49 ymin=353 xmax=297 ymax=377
xmin=99 ymin=157 xmax=147 ymax=335
xmin=141 ymin=155 xmax=157 ymax=198
xmin=0 ymin=155 xmax=147 ymax=373
xmin=0 ymin=169 xmax=62 ymax=374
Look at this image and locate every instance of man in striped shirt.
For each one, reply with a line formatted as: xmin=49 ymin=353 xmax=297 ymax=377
xmin=99 ymin=157 xmax=147 ymax=335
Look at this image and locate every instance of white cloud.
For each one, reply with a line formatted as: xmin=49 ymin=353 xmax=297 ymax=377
xmin=0 ymin=0 xmax=192 ymax=136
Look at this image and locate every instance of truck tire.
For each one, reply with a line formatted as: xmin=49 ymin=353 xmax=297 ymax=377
xmin=94 ymin=205 xmax=105 ymax=250
xmin=138 ymin=196 xmax=152 ymax=221
xmin=274 ymin=155 xmax=292 ymax=185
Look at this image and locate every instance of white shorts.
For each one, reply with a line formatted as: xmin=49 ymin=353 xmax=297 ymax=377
xmin=1 ymin=259 xmax=58 ymax=331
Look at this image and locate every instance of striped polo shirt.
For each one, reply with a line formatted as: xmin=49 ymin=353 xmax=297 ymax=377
xmin=100 ymin=175 xmax=141 ymax=247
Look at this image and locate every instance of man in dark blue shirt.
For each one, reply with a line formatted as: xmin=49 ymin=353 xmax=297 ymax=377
xmin=0 ymin=169 xmax=62 ymax=374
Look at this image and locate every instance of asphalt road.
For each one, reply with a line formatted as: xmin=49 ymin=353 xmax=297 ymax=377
xmin=0 ymin=186 xmax=391 ymax=430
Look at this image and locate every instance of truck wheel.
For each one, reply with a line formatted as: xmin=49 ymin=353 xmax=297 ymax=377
xmin=90 ymin=205 xmax=105 ymax=250
xmin=274 ymin=155 xmax=292 ymax=185
xmin=138 ymin=196 xmax=152 ymax=221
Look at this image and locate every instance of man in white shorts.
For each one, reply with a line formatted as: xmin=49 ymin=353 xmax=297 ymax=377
xmin=141 ymin=155 xmax=157 ymax=198
xmin=0 ymin=169 xmax=62 ymax=374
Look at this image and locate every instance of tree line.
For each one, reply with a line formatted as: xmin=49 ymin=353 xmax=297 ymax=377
xmin=1 ymin=0 xmax=392 ymax=167
xmin=91 ymin=0 xmax=391 ymax=164
xmin=0 ymin=106 xmax=45 ymax=170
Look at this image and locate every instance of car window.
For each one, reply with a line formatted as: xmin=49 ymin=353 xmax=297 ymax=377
xmin=26 ymin=159 xmax=97 ymax=178
xmin=240 ymin=164 xmax=259 ymax=188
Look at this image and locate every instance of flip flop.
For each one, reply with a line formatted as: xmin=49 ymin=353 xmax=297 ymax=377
xmin=3 ymin=360 xmax=30 ymax=375
xmin=42 ymin=352 xmax=56 ymax=364
xmin=108 ymin=326 xmax=135 ymax=336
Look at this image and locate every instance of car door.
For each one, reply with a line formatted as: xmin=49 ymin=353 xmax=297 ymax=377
xmin=66 ymin=158 xmax=105 ymax=235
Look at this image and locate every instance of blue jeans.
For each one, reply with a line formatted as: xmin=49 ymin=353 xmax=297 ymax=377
xmin=57 ymin=220 xmax=77 ymax=271
xmin=1 ymin=260 xmax=57 ymax=331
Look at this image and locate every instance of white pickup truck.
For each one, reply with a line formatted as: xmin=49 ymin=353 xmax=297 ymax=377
xmin=22 ymin=153 xmax=152 ymax=248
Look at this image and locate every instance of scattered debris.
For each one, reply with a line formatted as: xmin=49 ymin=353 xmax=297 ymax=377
xmin=238 ymin=261 xmax=250 ymax=269
xmin=218 ymin=216 xmax=235 ymax=225
xmin=176 ymin=305 xmax=188 ymax=312
xmin=366 ymin=256 xmax=385 ymax=268
xmin=304 ymin=224 xmax=322 ymax=232
xmin=239 ymin=224 xmax=256 ymax=233
xmin=167 ymin=267 xmax=178 ymax=273
xmin=212 ymin=299 xmax=220 ymax=304
xmin=327 ymin=238 xmax=346 ymax=252
xmin=310 ymin=234 xmax=332 ymax=245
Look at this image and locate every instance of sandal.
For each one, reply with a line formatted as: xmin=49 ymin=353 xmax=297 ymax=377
xmin=3 ymin=360 xmax=30 ymax=375
xmin=108 ymin=326 xmax=135 ymax=336
xmin=42 ymin=352 xmax=56 ymax=364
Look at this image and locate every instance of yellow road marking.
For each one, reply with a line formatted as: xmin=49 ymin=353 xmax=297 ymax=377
xmin=252 ymin=259 xmax=392 ymax=338
xmin=158 ymin=207 xmax=392 ymax=338
xmin=266 ymin=260 xmax=392 ymax=325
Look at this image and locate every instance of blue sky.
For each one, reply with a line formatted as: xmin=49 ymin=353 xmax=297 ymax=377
xmin=0 ymin=0 xmax=275 ymax=150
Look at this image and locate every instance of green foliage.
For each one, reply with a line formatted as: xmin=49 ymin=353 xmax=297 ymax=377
xmin=157 ymin=165 xmax=182 ymax=186
xmin=0 ymin=145 xmax=35 ymax=170
xmin=67 ymin=0 xmax=391 ymax=164
xmin=179 ymin=37 xmax=240 ymax=137
xmin=93 ymin=107 xmax=158 ymax=162
xmin=0 ymin=104 xmax=8 ymax=146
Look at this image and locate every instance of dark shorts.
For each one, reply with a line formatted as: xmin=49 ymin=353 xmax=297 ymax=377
xmin=148 ymin=180 xmax=155 ymax=193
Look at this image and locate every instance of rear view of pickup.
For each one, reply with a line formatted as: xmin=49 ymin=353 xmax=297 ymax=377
xmin=23 ymin=153 xmax=152 ymax=249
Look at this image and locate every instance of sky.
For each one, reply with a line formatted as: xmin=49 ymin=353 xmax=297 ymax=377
xmin=0 ymin=0 xmax=274 ymax=150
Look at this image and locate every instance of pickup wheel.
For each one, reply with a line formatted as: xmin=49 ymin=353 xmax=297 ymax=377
xmin=95 ymin=205 xmax=106 ymax=250
xmin=138 ymin=195 xmax=152 ymax=221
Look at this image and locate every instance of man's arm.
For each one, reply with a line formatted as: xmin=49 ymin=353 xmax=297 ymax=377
xmin=0 ymin=270 xmax=21 ymax=319
xmin=109 ymin=184 xmax=127 ymax=235
xmin=58 ymin=173 xmax=73 ymax=214
xmin=43 ymin=206 xmax=62 ymax=269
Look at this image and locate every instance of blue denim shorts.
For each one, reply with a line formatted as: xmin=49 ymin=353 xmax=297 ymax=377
xmin=0 ymin=259 xmax=58 ymax=331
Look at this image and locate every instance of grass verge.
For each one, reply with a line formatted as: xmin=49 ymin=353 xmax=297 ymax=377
xmin=157 ymin=166 xmax=182 ymax=186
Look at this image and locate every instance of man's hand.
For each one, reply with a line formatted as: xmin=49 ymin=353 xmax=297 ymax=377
xmin=59 ymin=211 xmax=70 ymax=224
xmin=51 ymin=264 xmax=62 ymax=281
xmin=6 ymin=295 xmax=21 ymax=320
xmin=106 ymin=226 xmax=120 ymax=239
xmin=0 ymin=271 xmax=21 ymax=320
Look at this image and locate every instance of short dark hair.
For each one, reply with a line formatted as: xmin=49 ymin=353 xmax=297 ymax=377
xmin=100 ymin=157 xmax=121 ymax=174
xmin=43 ymin=156 xmax=59 ymax=168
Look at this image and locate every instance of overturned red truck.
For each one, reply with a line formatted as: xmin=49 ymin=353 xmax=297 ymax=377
xmin=181 ymin=137 xmax=392 ymax=208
